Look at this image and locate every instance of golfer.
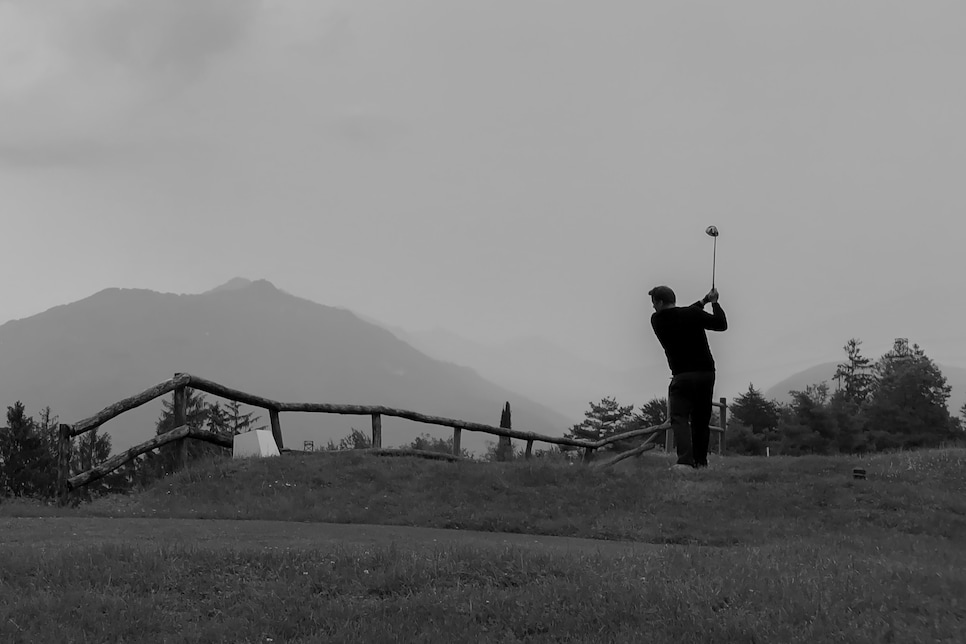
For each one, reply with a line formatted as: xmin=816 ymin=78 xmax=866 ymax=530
xmin=648 ymin=285 xmax=727 ymax=471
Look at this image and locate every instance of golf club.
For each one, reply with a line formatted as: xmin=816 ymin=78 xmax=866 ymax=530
xmin=705 ymin=226 xmax=719 ymax=289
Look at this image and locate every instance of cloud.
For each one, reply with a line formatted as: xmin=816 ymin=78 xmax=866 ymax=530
xmin=0 ymin=0 xmax=259 ymax=162
xmin=77 ymin=0 xmax=259 ymax=79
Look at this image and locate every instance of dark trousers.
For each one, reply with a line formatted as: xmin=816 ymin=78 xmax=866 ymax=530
xmin=668 ymin=371 xmax=716 ymax=467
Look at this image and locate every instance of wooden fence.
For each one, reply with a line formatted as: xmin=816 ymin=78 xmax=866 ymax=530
xmin=57 ymin=373 xmax=727 ymax=503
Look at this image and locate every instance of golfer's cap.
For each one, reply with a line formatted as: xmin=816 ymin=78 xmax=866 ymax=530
xmin=648 ymin=285 xmax=675 ymax=304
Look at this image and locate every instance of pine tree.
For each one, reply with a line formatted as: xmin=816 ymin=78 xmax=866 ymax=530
xmin=153 ymin=389 xmax=211 ymax=474
xmin=223 ymin=399 xmax=266 ymax=435
xmin=601 ymin=397 xmax=669 ymax=452
xmin=206 ymin=401 xmax=229 ymax=437
xmin=864 ymin=338 xmax=954 ymax=449
xmin=157 ymin=389 xmax=210 ymax=434
xmin=36 ymin=406 xmax=60 ymax=463
xmin=828 ymin=393 xmax=868 ymax=453
xmin=730 ymin=384 xmax=781 ymax=434
xmin=0 ymin=402 xmax=55 ymax=497
xmin=74 ymin=429 xmax=112 ymax=473
xmin=634 ymin=397 xmax=668 ymax=430
xmin=73 ymin=428 xmax=113 ymax=497
xmin=785 ymin=383 xmax=838 ymax=453
xmin=833 ymin=338 xmax=877 ymax=404
xmin=564 ymin=397 xmax=635 ymax=450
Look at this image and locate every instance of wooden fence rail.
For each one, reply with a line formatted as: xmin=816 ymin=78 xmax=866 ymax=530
xmin=58 ymin=373 xmax=727 ymax=503
xmin=67 ymin=425 xmax=231 ymax=490
xmin=70 ymin=374 xmax=191 ymax=438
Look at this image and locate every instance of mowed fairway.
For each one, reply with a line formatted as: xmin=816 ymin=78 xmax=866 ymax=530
xmin=2 ymin=449 xmax=965 ymax=643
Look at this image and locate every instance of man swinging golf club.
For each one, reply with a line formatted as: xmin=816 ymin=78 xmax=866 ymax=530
xmin=648 ymin=226 xmax=727 ymax=471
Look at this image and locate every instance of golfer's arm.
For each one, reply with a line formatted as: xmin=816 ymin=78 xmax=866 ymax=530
xmin=704 ymin=303 xmax=727 ymax=331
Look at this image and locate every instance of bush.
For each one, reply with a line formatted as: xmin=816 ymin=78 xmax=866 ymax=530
xmin=409 ymin=433 xmax=469 ymax=458
xmin=324 ymin=428 xmax=372 ymax=451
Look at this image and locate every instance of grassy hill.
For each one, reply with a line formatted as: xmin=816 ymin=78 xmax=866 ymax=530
xmin=2 ymin=449 xmax=964 ymax=642
xmin=76 ymin=448 xmax=964 ymax=545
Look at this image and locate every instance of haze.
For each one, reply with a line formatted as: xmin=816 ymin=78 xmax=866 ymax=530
xmin=2 ymin=0 xmax=965 ymax=405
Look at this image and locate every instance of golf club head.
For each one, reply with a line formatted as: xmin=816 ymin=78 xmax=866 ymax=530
xmin=705 ymin=225 xmax=719 ymax=237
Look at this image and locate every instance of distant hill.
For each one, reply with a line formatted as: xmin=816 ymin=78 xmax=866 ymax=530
xmin=764 ymin=361 xmax=966 ymax=415
xmin=0 ymin=279 xmax=572 ymax=455
xmin=202 ymin=277 xmax=256 ymax=294
xmin=764 ymin=362 xmax=840 ymax=402
xmin=389 ymin=327 xmax=674 ymax=423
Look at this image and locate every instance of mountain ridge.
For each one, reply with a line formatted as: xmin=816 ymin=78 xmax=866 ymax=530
xmin=0 ymin=279 xmax=571 ymax=455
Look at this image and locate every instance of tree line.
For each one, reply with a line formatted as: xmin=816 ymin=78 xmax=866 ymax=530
xmin=727 ymin=338 xmax=964 ymax=455
xmin=562 ymin=337 xmax=965 ymax=456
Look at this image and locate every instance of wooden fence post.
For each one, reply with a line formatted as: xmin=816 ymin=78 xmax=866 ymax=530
xmin=270 ymin=409 xmax=283 ymax=450
xmin=452 ymin=427 xmax=461 ymax=456
xmin=371 ymin=414 xmax=382 ymax=448
xmin=718 ymin=397 xmax=727 ymax=455
xmin=525 ymin=439 xmax=533 ymax=460
xmin=173 ymin=375 xmax=187 ymax=470
xmin=582 ymin=447 xmax=595 ymax=464
xmin=57 ymin=423 xmax=72 ymax=506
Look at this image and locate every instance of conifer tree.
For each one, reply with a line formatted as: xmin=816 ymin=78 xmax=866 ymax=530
xmin=0 ymin=402 xmax=55 ymax=497
xmin=730 ymin=384 xmax=781 ymax=434
xmin=565 ymin=397 xmax=635 ymax=449
xmin=833 ymin=338 xmax=877 ymax=404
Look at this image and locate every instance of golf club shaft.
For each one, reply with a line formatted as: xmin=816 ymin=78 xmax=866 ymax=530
xmin=712 ymin=237 xmax=716 ymax=289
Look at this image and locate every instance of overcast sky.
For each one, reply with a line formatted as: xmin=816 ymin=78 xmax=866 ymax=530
xmin=2 ymin=0 xmax=965 ymax=395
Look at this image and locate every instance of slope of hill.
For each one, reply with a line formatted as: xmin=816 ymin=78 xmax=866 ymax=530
xmin=0 ymin=279 xmax=571 ymax=455
xmin=389 ymin=328 xmax=670 ymax=423
xmin=765 ymin=361 xmax=966 ymax=415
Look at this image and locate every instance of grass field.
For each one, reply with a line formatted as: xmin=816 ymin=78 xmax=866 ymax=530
xmin=1 ymin=448 xmax=964 ymax=642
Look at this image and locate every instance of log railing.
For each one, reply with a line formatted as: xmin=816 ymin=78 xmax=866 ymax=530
xmin=68 ymin=424 xmax=232 ymax=490
xmin=58 ymin=373 xmax=727 ymax=503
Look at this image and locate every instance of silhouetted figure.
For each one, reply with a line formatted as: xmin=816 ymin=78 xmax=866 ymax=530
xmin=648 ymin=285 xmax=727 ymax=470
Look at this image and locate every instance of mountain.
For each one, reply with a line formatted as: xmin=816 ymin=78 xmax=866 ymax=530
xmin=764 ymin=361 xmax=966 ymax=416
xmin=764 ymin=363 xmax=841 ymax=402
xmin=202 ymin=277 xmax=254 ymax=294
xmin=389 ymin=328 xmax=672 ymax=423
xmin=0 ymin=279 xmax=571 ymax=455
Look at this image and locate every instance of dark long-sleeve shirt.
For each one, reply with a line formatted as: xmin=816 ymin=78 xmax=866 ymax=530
xmin=650 ymin=301 xmax=728 ymax=375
